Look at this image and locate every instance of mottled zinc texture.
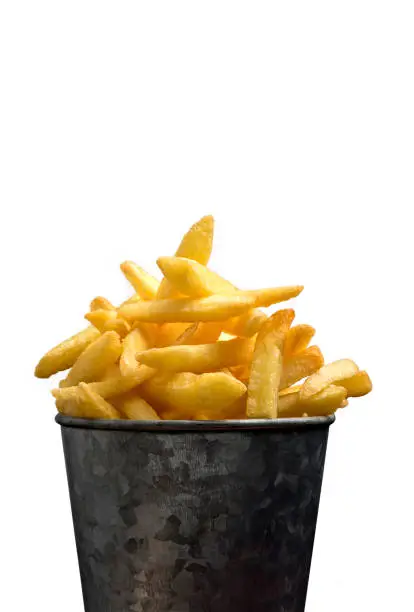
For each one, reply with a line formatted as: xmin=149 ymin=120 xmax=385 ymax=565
xmin=59 ymin=418 xmax=332 ymax=612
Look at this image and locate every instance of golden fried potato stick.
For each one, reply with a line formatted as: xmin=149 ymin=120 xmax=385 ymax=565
xmin=60 ymin=331 xmax=122 ymax=388
xmin=77 ymin=383 xmax=122 ymax=419
xmin=35 ymin=326 xmax=100 ymax=379
xmin=85 ymin=308 xmax=117 ymax=332
xmin=284 ymin=324 xmax=316 ymax=359
xmin=240 ymin=286 xmax=303 ymax=308
xmin=90 ymin=296 xmax=115 ymax=311
xmin=137 ymin=337 xmax=255 ymax=373
xmin=117 ymin=395 xmax=160 ymax=420
xmin=85 ymin=309 xmax=130 ymax=337
xmin=139 ymin=371 xmax=246 ymax=420
xmin=247 ymin=310 xmax=294 ymax=419
xmin=174 ymin=322 xmax=223 ymax=345
xmin=53 ymin=365 xmax=155 ymax=405
xmin=223 ymin=309 xmax=268 ymax=338
xmin=280 ymin=346 xmax=324 ymax=389
xmin=156 ymin=215 xmax=215 ymax=299
xmin=333 ymin=370 xmax=372 ymax=397
xmin=157 ymin=256 xmax=234 ymax=297
xmin=157 ymin=256 xmax=303 ymax=308
xmin=120 ymin=327 xmax=150 ymax=377
xmin=278 ymin=384 xmax=347 ymax=418
xmin=120 ymin=261 xmax=160 ymax=300
xmin=119 ymin=293 xmax=255 ymax=323
xmin=299 ymin=359 xmax=359 ymax=401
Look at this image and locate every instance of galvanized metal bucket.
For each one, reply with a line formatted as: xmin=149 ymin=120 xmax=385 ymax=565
xmin=56 ymin=415 xmax=335 ymax=612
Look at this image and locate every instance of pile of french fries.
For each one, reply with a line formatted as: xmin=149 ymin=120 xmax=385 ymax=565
xmin=35 ymin=215 xmax=372 ymax=421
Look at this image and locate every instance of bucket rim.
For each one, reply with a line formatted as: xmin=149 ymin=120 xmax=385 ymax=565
xmin=56 ymin=413 xmax=335 ymax=431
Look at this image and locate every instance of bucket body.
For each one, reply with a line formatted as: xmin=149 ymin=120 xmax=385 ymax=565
xmin=57 ymin=416 xmax=334 ymax=612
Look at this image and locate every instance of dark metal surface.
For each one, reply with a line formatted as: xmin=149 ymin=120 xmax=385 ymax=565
xmin=56 ymin=414 xmax=335 ymax=431
xmin=58 ymin=416 xmax=334 ymax=612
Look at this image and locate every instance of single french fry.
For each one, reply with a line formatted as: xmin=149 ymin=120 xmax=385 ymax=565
xmin=117 ymin=395 xmax=160 ymax=420
xmin=60 ymin=331 xmax=122 ymax=388
xmin=139 ymin=371 xmax=246 ymax=419
xmin=119 ymin=293 xmax=255 ymax=323
xmin=137 ymin=337 xmax=255 ymax=373
xmin=85 ymin=308 xmax=117 ymax=332
xmin=278 ymin=384 xmax=347 ymax=417
xmin=78 ymin=383 xmax=122 ymax=419
xmin=280 ymin=346 xmax=324 ymax=389
xmin=239 ymin=286 xmax=303 ymax=308
xmin=284 ymin=324 xmax=316 ymax=358
xmin=157 ymin=256 xmax=234 ymax=297
xmin=223 ymin=309 xmax=268 ymax=338
xmin=333 ymin=370 xmax=372 ymax=397
xmin=120 ymin=261 xmax=160 ymax=300
xmin=246 ymin=333 xmax=283 ymax=419
xmin=52 ymin=364 xmax=155 ymax=404
xmin=156 ymin=215 xmax=215 ymax=299
xmin=299 ymin=359 xmax=359 ymax=401
xmin=246 ymin=310 xmax=294 ymax=419
xmin=35 ymin=326 xmax=101 ymax=378
xmin=120 ymin=327 xmax=150 ymax=377
xmin=256 ymin=309 xmax=296 ymax=343
xmin=90 ymin=296 xmax=115 ymax=311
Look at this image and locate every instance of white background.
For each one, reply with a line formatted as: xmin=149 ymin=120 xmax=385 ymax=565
xmin=1 ymin=2 xmax=413 ymax=611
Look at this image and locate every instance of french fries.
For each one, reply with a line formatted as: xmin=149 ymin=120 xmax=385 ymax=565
xmin=35 ymin=326 xmax=101 ymax=379
xmin=60 ymin=331 xmax=122 ymax=388
xmin=246 ymin=310 xmax=295 ymax=418
xmin=299 ymin=359 xmax=359 ymax=401
xmin=137 ymin=337 xmax=255 ymax=373
xmin=278 ymin=385 xmax=347 ymax=418
xmin=140 ymin=372 xmax=247 ymax=419
xmin=175 ymin=322 xmax=223 ymax=345
xmin=157 ymin=256 xmax=235 ymax=297
xmin=280 ymin=346 xmax=325 ymax=389
xmin=90 ymin=296 xmax=115 ymax=311
xmin=223 ymin=309 xmax=268 ymax=338
xmin=53 ymin=365 xmax=155 ymax=403
xmin=117 ymin=395 xmax=160 ymax=420
xmin=77 ymin=383 xmax=122 ymax=419
xmin=119 ymin=294 xmax=255 ymax=323
xmin=284 ymin=324 xmax=316 ymax=358
xmin=157 ymin=215 xmax=214 ymax=299
xmin=120 ymin=262 xmax=160 ymax=300
xmin=333 ymin=370 xmax=372 ymax=397
xmin=36 ymin=214 xmax=372 ymax=421
xmin=120 ymin=327 xmax=150 ymax=377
